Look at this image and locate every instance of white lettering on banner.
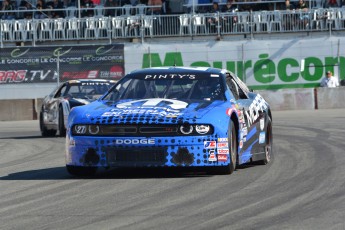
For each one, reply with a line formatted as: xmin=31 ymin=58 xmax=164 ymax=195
xmin=0 ymin=70 xmax=54 ymax=83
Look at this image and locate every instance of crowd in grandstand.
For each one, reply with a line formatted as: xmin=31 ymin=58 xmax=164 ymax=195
xmin=1 ymin=0 xmax=345 ymax=20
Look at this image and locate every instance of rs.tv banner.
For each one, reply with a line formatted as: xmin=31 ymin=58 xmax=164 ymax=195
xmin=0 ymin=45 xmax=124 ymax=84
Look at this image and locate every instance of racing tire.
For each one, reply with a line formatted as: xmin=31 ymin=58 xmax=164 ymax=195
xmin=40 ymin=111 xmax=57 ymax=137
xmin=219 ymin=120 xmax=238 ymax=174
xmin=58 ymin=107 xmax=66 ymax=137
xmin=258 ymin=117 xmax=273 ymax=165
xmin=66 ymin=165 xmax=97 ymax=177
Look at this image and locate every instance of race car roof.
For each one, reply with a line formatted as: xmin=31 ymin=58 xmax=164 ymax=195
xmin=128 ymin=66 xmax=226 ymax=76
xmin=66 ymin=79 xmax=117 ymax=84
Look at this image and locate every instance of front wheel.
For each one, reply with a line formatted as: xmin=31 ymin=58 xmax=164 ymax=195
xmin=40 ymin=110 xmax=57 ymax=137
xmin=258 ymin=117 xmax=273 ymax=165
xmin=58 ymin=107 xmax=66 ymax=137
xmin=219 ymin=120 xmax=237 ymax=174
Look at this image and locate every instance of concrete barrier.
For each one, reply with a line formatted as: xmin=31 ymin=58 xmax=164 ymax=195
xmin=257 ymin=88 xmax=315 ymax=111
xmin=316 ymin=87 xmax=345 ymax=109
xmin=0 ymin=87 xmax=345 ymax=121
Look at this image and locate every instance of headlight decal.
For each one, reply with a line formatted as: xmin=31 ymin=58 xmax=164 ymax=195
xmin=72 ymin=124 xmax=214 ymax=136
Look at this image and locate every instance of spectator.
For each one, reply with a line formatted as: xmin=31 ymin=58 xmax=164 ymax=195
xmin=1 ymin=0 xmax=15 ymax=20
xmin=20 ymin=0 xmax=34 ymax=19
xmin=222 ymin=0 xmax=238 ymax=32
xmin=295 ymin=0 xmax=308 ymax=10
xmin=35 ymin=0 xmax=48 ymax=19
xmin=147 ymin=0 xmax=162 ymax=15
xmin=222 ymin=0 xmax=237 ymax=13
xmin=295 ymin=0 xmax=309 ymax=29
xmin=81 ymin=0 xmax=95 ymax=17
xmin=207 ymin=1 xmax=221 ymax=32
xmin=46 ymin=0 xmax=64 ymax=18
xmin=320 ymin=71 xmax=339 ymax=87
xmin=325 ymin=0 xmax=339 ymax=7
xmin=282 ymin=0 xmax=295 ymax=30
xmin=282 ymin=0 xmax=295 ymax=10
xmin=104 ymin=0 xmax=119 ymax=16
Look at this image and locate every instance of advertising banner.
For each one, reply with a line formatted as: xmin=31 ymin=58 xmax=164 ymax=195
xmin=0 ymin=45 xmax=124 ymax=84
xmin=125 ymin=37 xmax=345 ymax=90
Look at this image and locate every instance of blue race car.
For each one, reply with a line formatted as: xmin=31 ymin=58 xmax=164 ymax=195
xmin=66 ymin=67 xmax=273 ymax=176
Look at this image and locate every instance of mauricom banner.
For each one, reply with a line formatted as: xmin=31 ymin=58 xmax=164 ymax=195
xmin=0 ymin=45 xmax=124 ymax=84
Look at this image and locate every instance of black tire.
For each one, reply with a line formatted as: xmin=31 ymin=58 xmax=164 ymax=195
xmin=40 ymin=110 xmax=57 ymax=137
xmin=66 ymin=165 xmax=97 ymax=177
xmin=219 ymin=120 xmax=238 ymax=174
xmin=58 ymin=107 xmax=66 ymax=137
xmin=258 ymin=117 xmax=273 ymax=165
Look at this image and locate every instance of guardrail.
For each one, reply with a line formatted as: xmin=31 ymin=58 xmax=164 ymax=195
xmin=1 ymin=7 xmax=345 ymax=46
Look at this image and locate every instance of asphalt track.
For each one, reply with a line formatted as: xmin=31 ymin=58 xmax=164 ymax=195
xmin=1 ymin=109 xmax=345 ymax=230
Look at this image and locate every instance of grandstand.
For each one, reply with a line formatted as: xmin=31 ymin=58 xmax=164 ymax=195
xmin=1 ymin=1 xmax=345 ymax=45
xmin=1 ymin=0 xmax=345 ymax=121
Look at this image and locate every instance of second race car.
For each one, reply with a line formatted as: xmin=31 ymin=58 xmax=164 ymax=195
xmin=40 ymin=79 xmax=116 ymax=137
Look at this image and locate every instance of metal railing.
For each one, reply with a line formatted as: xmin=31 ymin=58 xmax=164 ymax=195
xmin=1 ymin=7 xmax=345 ymax=46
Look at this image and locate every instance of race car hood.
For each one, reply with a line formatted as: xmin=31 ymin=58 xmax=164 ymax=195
xmin=69 ymin=98 xmax=228 ymax=124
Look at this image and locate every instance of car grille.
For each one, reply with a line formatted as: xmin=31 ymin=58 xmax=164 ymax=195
xmin=105 ymin=147 xmax=168 ymax=166
xmin=101 ymin=125 xmax=179 ymax=136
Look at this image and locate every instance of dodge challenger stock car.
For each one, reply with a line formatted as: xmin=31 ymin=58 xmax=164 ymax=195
xmin=65 ymin=67 xmax=273 ymax=176
xmin=40 ymin=79 xmax=116 ymax=137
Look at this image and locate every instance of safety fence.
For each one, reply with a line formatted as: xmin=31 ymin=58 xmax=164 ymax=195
xmin=1 ymin=7 xmax=345 ymax=45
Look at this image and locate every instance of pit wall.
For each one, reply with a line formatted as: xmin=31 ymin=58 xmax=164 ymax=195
xmin=1 ymin=88 xmax=344 ymax=121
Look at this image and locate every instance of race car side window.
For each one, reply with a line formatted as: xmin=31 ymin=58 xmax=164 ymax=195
xmin=225 ymin=73 xmax=248 ymax=100
xmin=226 ymin=74 xmax=239 ymax=100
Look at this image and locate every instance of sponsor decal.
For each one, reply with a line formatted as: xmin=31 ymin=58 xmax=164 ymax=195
xmin=259 ymin=132 xmax=266 ymax=144
xmin=217 ymin=154 xmax=228 ymax=162
xmin=114 ymin=139 xmax=155 ymax=145
xmin=260 ymin=118 xmax=265 ymax=131
xmin=218 ymin=137 xmax=228 ymax=142
xmin=204 ymin=141 xmax=216 ymax=149
xmin=145 ymin=74 xmax=196 ymax=80
xmin=244 ymin=95 xmax=268 ymax=127
xmin=11 ymin=48 xmax=30 ymax=58
xmin=62 ymin=70 xmax=98 ymax=79
xmin=239 ymin=140 xmax=243 ymax=149
xmin=208 ymin=150 xmax=217 ymax=162
xmin=116 ymin=99 xmax=188 ymax=110
xmin=242 ymin=127 xmax=248 ymax=136
xmin=226 ymin=108 xmax=233 ymax=116
xmin=217 ymin=148 xmax=229 ymax=155
xmin=102 ymin=99 xmax=188 ymax=117
xmin=217 ymin=142 xmax=228 ymax=148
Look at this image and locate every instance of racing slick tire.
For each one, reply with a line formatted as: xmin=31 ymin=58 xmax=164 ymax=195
xmin=218 ymin=120 xmax=238 ymax=174
xmin=58 ymin=107 xmax=66 ymax=137
xmin=40 ymin=110 xmax=57 ymax=137
xmin=66 ymin=165 xmax=97 ymax=177
xmin=258 ymin=117 xmax=273 ymax=165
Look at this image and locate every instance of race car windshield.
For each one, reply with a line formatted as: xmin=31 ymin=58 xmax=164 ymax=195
xmin=104 ymin=76 xmax=225 ymax=101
